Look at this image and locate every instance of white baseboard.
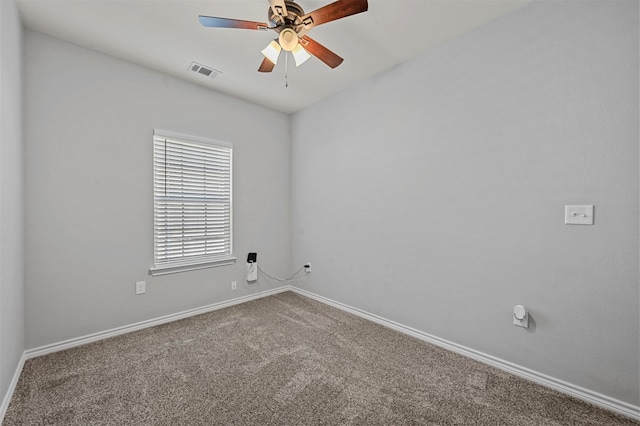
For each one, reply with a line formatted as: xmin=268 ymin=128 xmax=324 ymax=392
xmin=25 ymin=286 xmax=289 ymax=359
xmin=290 ymin=287 xmax=640 ymax=421
xmin=0 ymin=352 xmax=26 ymax=423
xmin=6 ymin=285 xmax=638 ymax=423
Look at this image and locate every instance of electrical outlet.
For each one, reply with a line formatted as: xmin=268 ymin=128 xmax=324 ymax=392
xmin=135 ymin=281 xmax=146 ymax=295
xmin=513 ymin=305 xmax=528 ymax=328
xmin=231 ymin=281 xmax=237 ymax=291
xmin=247 ymin=262 xmax=258 ymax=282
xmin=305 ymin=262 xmax=311 ymax=273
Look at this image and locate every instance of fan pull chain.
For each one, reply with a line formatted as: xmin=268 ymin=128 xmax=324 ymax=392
xmin=284 ymin=52 xmax=289 ymax=88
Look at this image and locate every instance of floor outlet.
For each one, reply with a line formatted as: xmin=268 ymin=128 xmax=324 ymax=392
xmin=231 ymin=281 xmax=237 ymax=291
xmin=135 ymin=281 xmax=146 ymax=295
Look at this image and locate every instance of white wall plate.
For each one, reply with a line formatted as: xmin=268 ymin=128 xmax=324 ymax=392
xmin=565 ymin=205 xmax=594 ymax=225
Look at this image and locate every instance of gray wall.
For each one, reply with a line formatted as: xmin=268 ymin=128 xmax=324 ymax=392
xmin=291 ymin=1 xmax=639 ymax=406
xmin=24 ymin=32 xmax=291 ymax=349
xmin=0 ymin=0 xmax=25 ymax=408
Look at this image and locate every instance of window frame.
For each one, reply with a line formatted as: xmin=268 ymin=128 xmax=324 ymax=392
xmin=149 ymin=129 xmax=235 ymax=276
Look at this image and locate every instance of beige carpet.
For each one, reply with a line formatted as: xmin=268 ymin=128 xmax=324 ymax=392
xmin=3 ymin=291 xmax=638 ymax=425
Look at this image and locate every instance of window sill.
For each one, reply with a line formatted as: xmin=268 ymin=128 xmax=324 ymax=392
xmin=149 ymin=257 xmax=237 ymax=276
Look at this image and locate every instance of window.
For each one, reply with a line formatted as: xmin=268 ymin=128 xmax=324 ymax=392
xmin=150 ymin=130 xmax=235 ymax=276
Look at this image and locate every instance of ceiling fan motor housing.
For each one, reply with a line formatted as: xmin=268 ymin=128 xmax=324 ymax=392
xmin=268 ymin=1 xmax=305 ymax=28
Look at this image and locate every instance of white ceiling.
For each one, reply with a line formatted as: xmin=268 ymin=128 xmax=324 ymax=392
xmin=17 ymin=0 xmax=531 ymax=114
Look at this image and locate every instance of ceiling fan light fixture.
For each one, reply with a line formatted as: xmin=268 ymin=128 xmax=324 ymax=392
xmin=292 ymin=43 xmax=311 ymax=67
xmin=261 ymin=40 xmax=281 ymax=64
xmin=278 ymin=28 xmax=299 ymax=51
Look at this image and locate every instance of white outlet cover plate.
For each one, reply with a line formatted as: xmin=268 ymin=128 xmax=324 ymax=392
xmin=135 ymin=281 xmax=146 ymax=295
xmin=513 ymin=314 xmax=529 ymax=328
xmin=565 ymin=205 xmax=594 ymax=225
xmin=247 ymin=263 xmax=258 ymax=282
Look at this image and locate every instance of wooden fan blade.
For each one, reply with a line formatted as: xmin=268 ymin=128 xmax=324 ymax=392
xmin=268 ymin=0 xmax=288 ymax=22
xmin=258 ymin=57 xmax=276 ymax=72
xmin=300 ymin=36 xmax=344 ymax=69
xmin=198 ymin=15 xmax=268 ymax=30
xmin=300 ymin=0 xmax=368 ymax=30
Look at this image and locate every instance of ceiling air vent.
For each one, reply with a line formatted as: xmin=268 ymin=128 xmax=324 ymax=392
xmin=188 ymin=62 xmax=221 ymax=79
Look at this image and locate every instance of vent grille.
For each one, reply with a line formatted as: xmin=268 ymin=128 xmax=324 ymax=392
xmin=188 ymin=62 xmax=221 ymax=79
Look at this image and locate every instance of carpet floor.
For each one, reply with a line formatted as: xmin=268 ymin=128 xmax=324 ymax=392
xmin=3 ymin=291 xmax=638 ymax=425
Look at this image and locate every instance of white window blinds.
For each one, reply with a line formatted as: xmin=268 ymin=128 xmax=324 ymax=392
xmin=152 ymin=131 xmax=233 ymax=274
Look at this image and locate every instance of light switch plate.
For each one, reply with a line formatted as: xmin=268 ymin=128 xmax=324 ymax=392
xmin=565 ymin=205 xmax=594 ymax=225
xmin=135 ymin=281 xmax=146 ymax=295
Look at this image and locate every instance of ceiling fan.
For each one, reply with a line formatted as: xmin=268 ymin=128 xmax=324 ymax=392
xmin=198 ymin=0 xmax=368 ymax=73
